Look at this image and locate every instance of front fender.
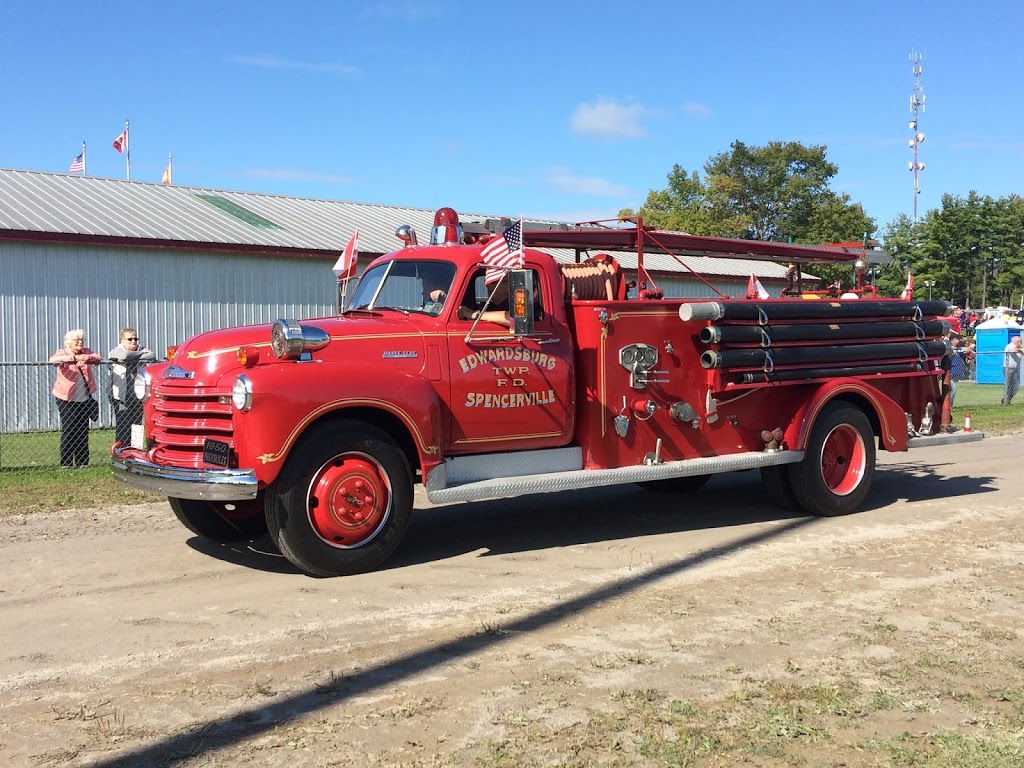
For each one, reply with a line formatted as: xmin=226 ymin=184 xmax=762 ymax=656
xmin=790 ymin=378 xmax=909 ymax=454
xmin=230 ymin=362 xmax=444 ymax=486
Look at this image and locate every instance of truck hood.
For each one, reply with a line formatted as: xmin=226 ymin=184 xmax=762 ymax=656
xmin=162 ymin=315 xmax=429 ymax=388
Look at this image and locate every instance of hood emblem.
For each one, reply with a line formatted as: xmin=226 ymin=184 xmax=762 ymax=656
xmin=164 ymin=365 xmax=195 ymax=379
xmin=382 ymin=351 xmax=418 ymax=359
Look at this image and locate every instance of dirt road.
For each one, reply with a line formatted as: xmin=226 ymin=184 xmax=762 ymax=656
xmin=2 ymin=437 xmax=1023 ymax=767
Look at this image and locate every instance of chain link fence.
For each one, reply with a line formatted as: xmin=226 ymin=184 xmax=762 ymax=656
xmin=1 ymin=361 xmax=139 ymax=472
xmin=1 ymin=353 xmax=1020 ymax=473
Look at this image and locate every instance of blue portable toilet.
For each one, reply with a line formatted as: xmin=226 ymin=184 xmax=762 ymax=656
xmin=974 ymin=319 xmax=1023 ymax=384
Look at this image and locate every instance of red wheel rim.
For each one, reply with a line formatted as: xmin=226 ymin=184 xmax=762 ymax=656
xmin=307 ymin=452 xmax=392 ymax=548
xmin=819 ymin=424 xmax=866 ymax=496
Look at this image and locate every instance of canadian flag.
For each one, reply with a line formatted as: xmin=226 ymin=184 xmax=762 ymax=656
xmin=112 ymin=128 xmax=129 ymax=154
xmin=901 ymin=273 xmax=914 ymax=300
xmin=747 ymin=274 xmax=770 ymax=300
xmin=333 ymin=229 xmax=359 ymax=280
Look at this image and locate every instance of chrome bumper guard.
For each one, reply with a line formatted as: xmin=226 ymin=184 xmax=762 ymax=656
xmin=111 ymin=447 xmax=259 ymax=501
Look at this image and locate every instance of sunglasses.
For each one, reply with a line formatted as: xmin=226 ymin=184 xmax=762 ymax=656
xmin=125 ymin=337 xmax=139 ymax=341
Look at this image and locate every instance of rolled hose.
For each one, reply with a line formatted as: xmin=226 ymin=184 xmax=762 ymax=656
xmin=700 ymin=340 xmax=948 ymax=369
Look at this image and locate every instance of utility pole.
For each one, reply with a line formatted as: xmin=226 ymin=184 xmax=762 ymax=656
xmin=908 ymin=52 xmax=926 ymax=223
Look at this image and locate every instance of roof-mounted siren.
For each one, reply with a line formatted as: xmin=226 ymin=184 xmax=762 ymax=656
xmin=430 ymin=207 xmax=463 ymax=246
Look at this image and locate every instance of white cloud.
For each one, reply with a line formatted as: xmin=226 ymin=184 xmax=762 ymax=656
xmin=227 ymin=55 xmax=362 ymax=77
xmin=546 ymin=167 xmax=629 ymax=198
xmin=240 ymin=168 xmax=357 ymax=184
xmin=681 ymin=101 xmax=712 ymax=118
xmin=570 ymin=99 xmax=651 ymax=141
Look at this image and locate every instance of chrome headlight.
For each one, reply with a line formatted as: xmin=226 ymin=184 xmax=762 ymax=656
xmin=231 ymin=375 xmax=253 ymax=412
xmin=271 ymin=319 xmax=330 ymax=360
xmin=133 ymin=369 xmax=152 ymax=402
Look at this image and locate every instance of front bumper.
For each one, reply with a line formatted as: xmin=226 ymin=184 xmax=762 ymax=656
xmin=111 ymin=446 xmax=259 ymax=501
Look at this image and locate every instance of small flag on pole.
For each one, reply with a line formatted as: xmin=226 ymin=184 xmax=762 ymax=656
xmin=161 ymin=153 xmax=172 ymax=185
xmin=69 ymin=153 xmax=85 ymax=174
xmin=333 ymin=229 xmax=360 ymax=280
xmin=481 ymin=219 xmax=524 ymax=284
xmin=901 ymin=273 xmax=914 ymax=300
xmin=746 ymin=274 xmax=770 ymax=300
xmin=112 ymin=128 xmax=129 ymax=154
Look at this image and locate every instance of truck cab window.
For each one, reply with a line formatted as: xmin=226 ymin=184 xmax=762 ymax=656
xmin=348 ymin=260 xmax=456 ymax=315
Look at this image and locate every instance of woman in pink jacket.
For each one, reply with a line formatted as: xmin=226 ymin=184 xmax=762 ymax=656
xmin=49 ymin=329 xmax=102 ymax=468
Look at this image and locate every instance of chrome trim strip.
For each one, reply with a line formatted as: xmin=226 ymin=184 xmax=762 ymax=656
xmin=111 ymin=450 xmax=259 ymax=501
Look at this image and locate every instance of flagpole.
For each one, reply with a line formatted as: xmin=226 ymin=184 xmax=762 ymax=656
xmin=81 ymin=141 xmax=87 ymax=176
xmin=124 ymin=118 xmax=131 ymax=181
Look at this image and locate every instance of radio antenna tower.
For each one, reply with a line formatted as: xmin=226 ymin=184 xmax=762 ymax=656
xmin=908 ymin=51 xmax=926 ymax=223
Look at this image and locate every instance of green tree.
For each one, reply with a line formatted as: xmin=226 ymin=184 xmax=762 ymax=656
xmin=702 ymin=140 xmax=840 ymax=242
xmin=631 ymin=165 xmax=714 ymax=234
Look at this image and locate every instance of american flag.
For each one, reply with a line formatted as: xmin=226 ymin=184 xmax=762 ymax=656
xmin=69 ymin=153 xmax=85 ymax=174
xmin=481 ymin=219 xmax=524 ymax=284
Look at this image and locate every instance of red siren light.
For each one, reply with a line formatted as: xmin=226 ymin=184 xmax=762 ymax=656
xmin=430 ymin=207 xmax=463 ymax=246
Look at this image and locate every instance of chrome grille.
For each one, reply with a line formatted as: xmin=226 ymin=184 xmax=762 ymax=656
xmin=150 ymin=383 xmax=234 ymax=468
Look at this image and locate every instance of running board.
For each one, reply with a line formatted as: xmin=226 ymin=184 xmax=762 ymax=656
xmin=907 ymin=430 xmax=985 ymax=448
xmin=424 ymin=450 xmax=804 ymax=505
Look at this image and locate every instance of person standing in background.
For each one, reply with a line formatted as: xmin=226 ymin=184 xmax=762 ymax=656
xmin=108 ymin=327 xmax=156 ymax=446
xmin=1002 ymin=335 xmax=1023 ymax=405
xmin=49 ymin=329 xmax=101 ymax=468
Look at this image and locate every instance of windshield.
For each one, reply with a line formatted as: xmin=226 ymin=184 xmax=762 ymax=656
xmin=346 ymin=259 xmax=457 ymax=316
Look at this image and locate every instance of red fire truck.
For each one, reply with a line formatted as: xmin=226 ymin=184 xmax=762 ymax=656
xmin=112 ymin=207 xmax=981 ymax=577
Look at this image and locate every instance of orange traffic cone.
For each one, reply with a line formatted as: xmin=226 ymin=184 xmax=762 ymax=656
xmin=964 ymin=412 xmax=972 ymax=432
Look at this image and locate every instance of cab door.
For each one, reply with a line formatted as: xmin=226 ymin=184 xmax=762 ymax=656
xmin=446 ymin=267 xmax=575 ymax=453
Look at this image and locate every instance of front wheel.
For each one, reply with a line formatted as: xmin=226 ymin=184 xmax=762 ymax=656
xmin=789 ymin=403 xmax=875 ymax=517
xmin=169 ymin=496 xmax=268 ymax=542
xmin=265 ymin=420 xmax=413 ymax=577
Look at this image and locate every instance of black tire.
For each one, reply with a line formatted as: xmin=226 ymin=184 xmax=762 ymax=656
xmin=788 ymin=403 xmax=875 ymax=517
xmin=169 ymin=496 xmax=268 ymax=542
xmin=759 ymin=465 xmax=801 ymax=511
xmin=264 ymin=420 xmax=413 ymax=577
xmin=636 ymin=474 xmax=712 ymax=493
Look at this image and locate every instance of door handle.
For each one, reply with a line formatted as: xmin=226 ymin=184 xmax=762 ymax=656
xmin=536 ymin=337 xmax=561 ymax=345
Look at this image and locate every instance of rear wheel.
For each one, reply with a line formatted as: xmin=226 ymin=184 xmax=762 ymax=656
xmin=788 ymin=403 xmax=875 ymax=517
xmin=636 ymin=474 xmax=712 ymax=493
xmin=169 ymin=496 xmax=268 ymax=542
xmin=265 ymin=420 xmax=413 ymax=577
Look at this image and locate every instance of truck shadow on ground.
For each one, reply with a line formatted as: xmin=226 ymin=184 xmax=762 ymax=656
xmin=186 ymin=462 xmax=996 ymax=575
xmin=99 ymin=513 xmax=823 ymax=768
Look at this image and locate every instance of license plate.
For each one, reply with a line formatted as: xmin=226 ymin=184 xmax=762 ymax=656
xmin=130 ymin=423 xmax=146 ymax=451
xmin=202 ymin=439 xmax=231 ymax=467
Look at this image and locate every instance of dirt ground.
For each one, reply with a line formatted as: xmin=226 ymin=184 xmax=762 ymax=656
xmin=2 ymin=437 xmax=1023 ymax=768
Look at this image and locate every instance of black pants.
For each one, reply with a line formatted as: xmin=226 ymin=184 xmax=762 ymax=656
xmin=114 ymin=399 xmax=144 ymax=446
xmin=56 ymin=399 xmax=91 ymax=467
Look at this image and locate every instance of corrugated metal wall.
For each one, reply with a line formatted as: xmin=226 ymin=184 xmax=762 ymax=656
xmin=1 ymin=241 xmax=337 ymax=364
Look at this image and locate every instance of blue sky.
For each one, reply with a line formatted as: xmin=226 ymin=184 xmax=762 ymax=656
xmin=3 ymin=1 xmax=1022 ymax=237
